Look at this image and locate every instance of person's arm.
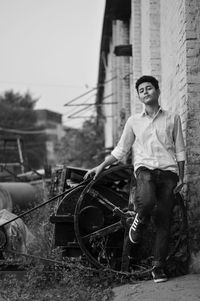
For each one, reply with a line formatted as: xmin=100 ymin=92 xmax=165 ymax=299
xmin=174 ymin=160 xmax=185 ymax=194
xmin=84 ymin=154 xmax=117 ymax=180
xmin=178 ymin=160 xmax=185 ymax=183
xmin=84 ymin=117 xmax=135 ymax=180
xmin=173 ymin=115 xmax=186 ymax=194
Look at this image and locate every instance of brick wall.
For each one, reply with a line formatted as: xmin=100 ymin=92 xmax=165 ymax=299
xmin=185 ymin=0 xmax=200 ymax=268
xmin=101 ymin=1 xmax=200 ymax=264
xmin=131 ymin=0 xmax=161 ymax=112
xmin=149 ymin=0 xmax=161 ymax=82
xmin=130 ymin=0 xmax=200 ymax=267
xmin=160 ymin=0 xmax=200 ymax=266
xmin=160 ymin=0 xmax=187 ymax=114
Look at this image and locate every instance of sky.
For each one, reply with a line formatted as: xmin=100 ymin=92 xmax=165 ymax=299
xmin=0 ymin=0 xmax=105 ymax=128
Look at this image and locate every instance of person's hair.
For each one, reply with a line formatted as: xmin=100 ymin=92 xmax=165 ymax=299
xmin=135 ymin=75 xmax=159 ymax=91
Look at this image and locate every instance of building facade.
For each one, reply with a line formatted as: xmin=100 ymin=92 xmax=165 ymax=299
xmin=96 ymin=0 xmax=200 ymax=269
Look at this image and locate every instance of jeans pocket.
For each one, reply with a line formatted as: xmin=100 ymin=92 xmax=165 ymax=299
xmin=136 ymin=166 xmax=149 ymax=178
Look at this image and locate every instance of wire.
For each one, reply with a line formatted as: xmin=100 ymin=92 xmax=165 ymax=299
xmin=0 ymin=179 xmax=91 ymax=228
xmin=67 ymin=105 xmax=91 ymax=118
xmin=64 ymin=88 xmax=97 ymax=106
xmin=0 ymin=127 xmax=46 ymax=135
xmin=64 ymin=92 xmax=114 ymax=118
xmin=0 ymin=80 xmax=83 ymax=89
xmin=65 ymin=94 xmax=115 ymax=107
xmin=64 ymin=97 xmax=96 ymax=118
xmin=64 ymin=76 xmax=117 ymax=106
xmin=65 ymin=105 xmax=94 ymax=119
xmin=67 ymin=116 xmax=94 ymax=119
xmin=64 ymin=93 xmax=97 ymax=116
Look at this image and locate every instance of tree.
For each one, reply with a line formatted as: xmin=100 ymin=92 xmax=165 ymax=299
xmin=0 ymin=90 xmax=47 ymax=171
xmin=56 ymin=118 xmax=105 ymax=168
xmin=0 ymin=90 xmax=37 ymax=128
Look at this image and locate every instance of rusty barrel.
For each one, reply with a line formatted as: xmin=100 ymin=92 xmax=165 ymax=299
xmin=0 ymin=182 xmax=37 ymax=211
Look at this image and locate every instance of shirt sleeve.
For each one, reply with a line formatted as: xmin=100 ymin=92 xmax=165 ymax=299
xmin=111 ymin=117 xmax=135 ymax=161
xmin=173 ymin=114 xmax=186 ymax=162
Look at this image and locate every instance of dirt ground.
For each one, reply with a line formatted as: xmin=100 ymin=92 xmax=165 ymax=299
xmin=113 ymin=273 xmax=200 ymax=301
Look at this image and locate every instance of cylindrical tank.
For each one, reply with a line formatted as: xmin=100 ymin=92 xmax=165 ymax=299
xmin=0 ymin=182 xmax=37 ymax=211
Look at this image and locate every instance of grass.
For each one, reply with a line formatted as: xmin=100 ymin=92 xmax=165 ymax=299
xmin=0 ymin=180 xmax=116 ymax=301
xmin=0 ymin=179 xmax=189 ymax=300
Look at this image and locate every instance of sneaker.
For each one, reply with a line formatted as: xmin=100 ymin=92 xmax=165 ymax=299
xmin=128 ymin=213 xmax=143 ymax=244
xmin=152 ymin=267 xmax=168 ymax=283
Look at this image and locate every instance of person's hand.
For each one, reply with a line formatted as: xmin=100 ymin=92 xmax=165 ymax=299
xmin=84 ymin=165 xmax=104 ymax=180
xmin=173 ymin=179 xmax=184 ymax=194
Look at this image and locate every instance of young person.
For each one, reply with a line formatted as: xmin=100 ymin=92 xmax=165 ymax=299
xmin=84 ymin=75 xmax=185 ymax=283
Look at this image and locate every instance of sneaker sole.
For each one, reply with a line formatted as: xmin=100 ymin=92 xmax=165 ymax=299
xmin=128 ymin=213 xmax=140 ymax=243
xmin=128 ymin=228 xmax=139 ymax=244
xmin=152 ymin=271 xmax=168 ymax=283
xmin=153 ymin=278 xmax=168 ymax=283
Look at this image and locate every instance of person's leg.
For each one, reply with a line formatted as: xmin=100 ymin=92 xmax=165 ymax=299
xmin=152 ymin=171 xmax=178 ymax=281
xmin=129 ymin=167 xmax=156 ymax=243
xmin=135 ymin=168 xmax=156 ymax=216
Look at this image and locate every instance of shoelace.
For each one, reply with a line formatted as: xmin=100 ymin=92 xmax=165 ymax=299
xmin=131 ymin=213 xmax=139 ymax=231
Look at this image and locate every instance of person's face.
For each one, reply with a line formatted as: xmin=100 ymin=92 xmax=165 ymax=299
xmin=137 ymin=82 xmax=160 ymax=105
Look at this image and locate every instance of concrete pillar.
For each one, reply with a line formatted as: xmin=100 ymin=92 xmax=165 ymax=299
xmin=131 ymin=0 xmax=143 ymax=114
xmin=112 ymin=20 xmax=131 ymax=145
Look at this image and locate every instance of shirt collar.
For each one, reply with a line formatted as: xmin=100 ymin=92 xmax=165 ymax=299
xmin=140 ymin=106 xmax=163 ymax=117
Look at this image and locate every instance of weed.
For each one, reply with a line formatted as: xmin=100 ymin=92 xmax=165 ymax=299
xmin=0 ymin=181 xmax=114 ymax=301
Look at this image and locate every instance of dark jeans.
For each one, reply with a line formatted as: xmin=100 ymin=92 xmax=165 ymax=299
xmin=135 ymin=167 xmax=178 ymax=268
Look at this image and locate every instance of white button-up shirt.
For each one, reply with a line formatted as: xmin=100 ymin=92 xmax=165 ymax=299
xmin=111 ymin=108 xmax=186 ymax=174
